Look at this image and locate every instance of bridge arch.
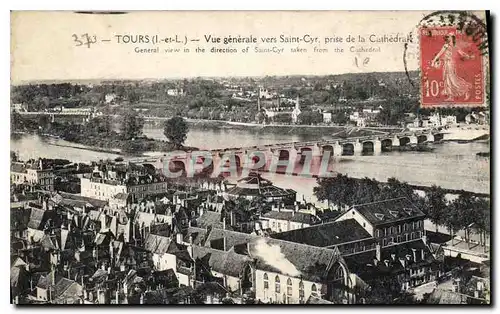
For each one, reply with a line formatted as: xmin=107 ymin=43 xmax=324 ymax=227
xmin=322 ymin=145 xmax=334 ymax=155
xmin=399 ymin=136 xmax=410 ymax=146
xmin=299 ymin=147 xmax=313 ymax=163
xmin=278 ymin=149 xmax=291 ymax=161
xmin=381 ymin=139 xmax=393 ymax=152
xmin=362 ymin=141 xmax=374 ymax=155
xmin=167 ymin=160 xmax=187 ymax=176
xmin=342 ymin=143 xmax=354 ymax=156
xmin=417 ymin=135 xmax=428 ymax=144
xmin=434 ymin=133 xmax=444 ymax=142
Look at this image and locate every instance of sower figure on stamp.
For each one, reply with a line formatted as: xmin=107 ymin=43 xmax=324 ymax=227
xmin=431 ymin=33 xmax=475 ymax=101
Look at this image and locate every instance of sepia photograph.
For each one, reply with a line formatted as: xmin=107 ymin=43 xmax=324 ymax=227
xmin=9 ymin=10 xmax=491 ymax=305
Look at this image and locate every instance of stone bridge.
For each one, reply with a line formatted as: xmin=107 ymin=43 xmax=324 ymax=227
xmin=130 ymin=130 xmax=444 ymax=178
xmin=18 ymin=111 xmax=96 ymax=124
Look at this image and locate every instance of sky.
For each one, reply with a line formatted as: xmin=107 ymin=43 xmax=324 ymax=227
xmin=10 ymin=11 xmax=487 ymax=84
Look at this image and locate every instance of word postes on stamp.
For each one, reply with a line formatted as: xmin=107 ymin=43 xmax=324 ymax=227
xmin=420 ymin=26 xmax=484 ymax=107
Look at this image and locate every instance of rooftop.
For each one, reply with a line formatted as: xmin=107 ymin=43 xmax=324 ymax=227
xmin=262 ymin=210 xmax=321 ymax=225
xmin=270 ymin=219 xmax=372 ymax=247
xmin=351 ymin=197 xmax=425 ymax=226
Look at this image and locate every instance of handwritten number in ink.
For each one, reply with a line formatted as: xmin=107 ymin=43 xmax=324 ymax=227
xmin=72 ymin=33 xmax=98 ymax=48
xmin=72 ymin=34 xmax=83 ymax=47
xmin=354 ymin=56 xmax=370 ymax=68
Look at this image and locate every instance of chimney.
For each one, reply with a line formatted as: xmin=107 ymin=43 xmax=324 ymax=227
xmin=222 ymin=217 xmax=226 ymax=230
xmin=176 ymin=232 xmax=183 ymax=244
xmin=39 ymin=158 xmax=43 ymax=170
xmin=230 ymin=211 xmax=235 ymax=226
xmin=412 ymin=248 xmax=417 ymax=262
xmin=109 ymin=241 xmax=114 ymax=261
xmin=391 ymin=254 xmax=396 ymax=261
xmin=375 ymin=243 xmax=381 ymax=261
xmin=223 ymin=236 xmax=227 ymax=251
xmin=51 ymin=267 xmax=56 ymax=285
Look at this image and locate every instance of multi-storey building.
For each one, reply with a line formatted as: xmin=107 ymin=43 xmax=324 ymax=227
xmin=335 ymin=197 xmax=426 ymax=247
xmin=11 ymin=159 xmax=55 ymax=191
xmin=80 ymin=164 xmax=168 ymax=202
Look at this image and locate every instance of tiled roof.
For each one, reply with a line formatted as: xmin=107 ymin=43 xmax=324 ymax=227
xmin=343 ymin=239 xmax=436 ymax=279
xmin=183 ymin=227 xmax=209 ymax=246
xmin=197 ymin=211 xmax=232 ymax=230
xmin=247 ymin=237 xmax=340 ymax=282
xmin=204 ymin=228 xmax=259 ymax=251
xmin=27 ymin=207 xmax=48 ymax=229
xmin=144 ymin=234 xmax=172 ymax=255
xmin=351 ymin=197 xmax=425 ymax=226
xmin=192 ymin=246 xmax=251 ymax=278
xmin=271 ymin=219 xmax=372 ymax=247
xmin=262 ymin=210 xmax=321 ymax=225
xmin=11 ymin=163 xmax=27 ymax=173
xmin=57 ymin=192 xmax=107 ymax=208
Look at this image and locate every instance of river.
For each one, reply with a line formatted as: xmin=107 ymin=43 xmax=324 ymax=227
xmin=11 ymin=127 xmax=490 ymax=202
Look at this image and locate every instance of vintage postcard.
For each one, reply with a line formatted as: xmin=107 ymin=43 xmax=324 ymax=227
xmin=10 ymin=11 xmax=490 ymax=305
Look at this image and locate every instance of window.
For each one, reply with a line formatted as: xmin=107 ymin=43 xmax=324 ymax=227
xmin=263 ymin=273 xmax=269 ymax=290
xmin=417 ymin=231 xmax=421 ymax=238
xmin=384 ymin=228 xmax=387 ymax=236
xmin=389 ymin=237 xmax=394 ymax=244
xmin=287 ymin=278 xmax=292 ymax=296
xmin=398 ymin=225 xmax=402 ymax=233
xmin=299 ymin=281 xmax=304 ymax=299
xmin=275 ymin=276 xmax=280 ymax=293
xmin=376 ymin=230 xmax=381 ymax=237
xmin=383 ymin=239 xmax=387 ymax=246
xmin=405 ymin=233 xmax=409 ymax=241
xmin=403 ymin=223 xmax=407 ymax=232
xmin=311 ymin=284 xmax=318 ymax=297
xmin=411 ymin=232 xmax=415 ymax=240
xmin=397 ymin=235 xmax=402 ymax=243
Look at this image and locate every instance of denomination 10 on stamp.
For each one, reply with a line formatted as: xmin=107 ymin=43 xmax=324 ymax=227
xmin=420 ymin=26 xmax=484 ymax=107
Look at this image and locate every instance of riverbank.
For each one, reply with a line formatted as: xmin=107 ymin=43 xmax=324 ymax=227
xmin=11 ymin=130 xmax=196 ymax=158
xmin=184 ymin=119 xmax=402 ymax=137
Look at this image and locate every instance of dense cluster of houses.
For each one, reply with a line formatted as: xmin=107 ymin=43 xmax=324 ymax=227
xmin=10 ymin=159 xmax=490 ymax=304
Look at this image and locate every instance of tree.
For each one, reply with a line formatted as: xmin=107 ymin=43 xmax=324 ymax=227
xmin=11 ymin=111 xmax=24 ymax=132
xmin=163 ymin=116 xmax=189 ymax=148
xmin=10 ymin=151 xmax=18 ymax=162
xmin=273 ymin=114 xmax=292 ymax=124
xmin=119 ymin=109 xmax=144 ymax=140
xmin=299 ymin=111 xmax=323 ymax=125
xmin=425 ymin=185 xmax=447 ymax=231
xmin=451 ymin=193 xmax=478 ymax=249
xmin=38 ymin=115 xmax=51 ymax=131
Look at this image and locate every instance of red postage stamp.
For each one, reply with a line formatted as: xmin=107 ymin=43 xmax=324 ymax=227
xmin=420 ymin=26 xmax=484 ymax=107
